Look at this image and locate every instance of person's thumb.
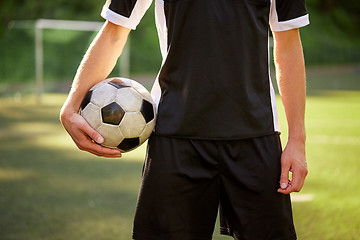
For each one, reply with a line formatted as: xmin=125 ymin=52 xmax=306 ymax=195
xmin=279 ymin=160 xmax=290 ymax=189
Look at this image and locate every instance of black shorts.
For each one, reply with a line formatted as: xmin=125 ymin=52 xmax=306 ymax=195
xmin=133 ymin=134 xmax=296 ymax=240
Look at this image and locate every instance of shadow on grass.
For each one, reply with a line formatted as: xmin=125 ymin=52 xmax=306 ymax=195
xmin=0 ymin=144 xmax=144 ymax=240
xmin=0 ymin=96 xmax=145 ymax=239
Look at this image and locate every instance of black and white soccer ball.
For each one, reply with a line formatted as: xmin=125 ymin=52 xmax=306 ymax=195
xmin=80 ymin=77 xmax=156 ymax=152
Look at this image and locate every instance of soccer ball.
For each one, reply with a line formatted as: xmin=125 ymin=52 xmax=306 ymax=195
xmin=80 ymin=77 xmax=156 ymax=152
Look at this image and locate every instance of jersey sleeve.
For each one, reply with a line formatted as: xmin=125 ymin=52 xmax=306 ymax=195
xmin=269 ymin=0 xmax=309 ymax=32
xmin=101 ymin=0 xmax=153 ymax=30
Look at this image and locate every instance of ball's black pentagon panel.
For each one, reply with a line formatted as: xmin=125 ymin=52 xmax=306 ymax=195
xmin=140 ymin=99 xmax=155 ymax=124
xmin=117 ymin=137 xmax=140 ymax=151
xmin=108 ymin=78 xmax=130 ymax=89
xmin=101 ymin=102 xmax=125 ymax=125
xmin=80 ymin=90 xmax=93 ymax=110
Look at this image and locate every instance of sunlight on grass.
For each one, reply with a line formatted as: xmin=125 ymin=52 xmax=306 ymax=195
xmin=5 ymin=122 xmax=61 ymax=135
xmin=62 ymin=215 xmax=133 ymax=240
xmin=0 ymin=168 xmax=37 ymax=181
xmin=309 ymin=135 xmax=360 ymax=145
xmin=0 ymin=93 xmax=67 ymax=107
xmin=33 ymin=133 xmax=78 ymax=150
xmin=291 ymin=193 xmax=314 ymax=202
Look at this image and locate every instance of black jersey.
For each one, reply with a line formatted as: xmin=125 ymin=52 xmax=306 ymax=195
xmin=101 ymin=0 xmax=309 ymax=140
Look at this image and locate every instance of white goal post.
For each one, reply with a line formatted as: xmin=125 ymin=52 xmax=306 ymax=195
xmin=34 ymin=19 xmax=130 ymax=104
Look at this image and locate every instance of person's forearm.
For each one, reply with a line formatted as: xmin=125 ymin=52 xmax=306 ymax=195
xmin=58 ymin=21 xmax=129 ymax=158
xmin=273 ymin=29 xmax=306 ymax=143
xmin=62 ymin=21 xmax=131 ymax=114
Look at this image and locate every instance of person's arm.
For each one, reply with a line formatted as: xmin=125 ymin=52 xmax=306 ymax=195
xmin=273 ymin=28 xmax=308 ymax=194
xmin=60 ymin=21 xmax=131 ymax=157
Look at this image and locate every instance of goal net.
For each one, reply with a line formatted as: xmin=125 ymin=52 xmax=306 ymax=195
xmin=0 ymin=19 xmax=130 ymax=103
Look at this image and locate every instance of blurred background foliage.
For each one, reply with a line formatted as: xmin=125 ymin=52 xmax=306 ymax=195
xmin=0 ymin=0 xmax=360 ymax=86
xmin=0 ymin=0 xmax=160 ymax=87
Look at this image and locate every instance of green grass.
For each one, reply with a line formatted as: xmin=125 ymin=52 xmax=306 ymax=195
xmin=0 ymin=87 xmax=360 ymax=239
xmin=280 ymin=91 xmax=360 ymax=239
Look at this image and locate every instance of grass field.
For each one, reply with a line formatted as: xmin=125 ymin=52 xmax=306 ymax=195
xmin=1 ymin=71 xmax=360 ymax=239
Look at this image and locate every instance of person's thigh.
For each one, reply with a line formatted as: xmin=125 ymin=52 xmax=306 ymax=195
xmin=133 ymin=135 xmax=220 ymax=240
xmin=219 ymin=134 xmax=297 ymax=240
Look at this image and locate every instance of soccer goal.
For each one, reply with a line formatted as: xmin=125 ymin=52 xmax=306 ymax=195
xmin=33 ymin=19 xmax=130 ymax=104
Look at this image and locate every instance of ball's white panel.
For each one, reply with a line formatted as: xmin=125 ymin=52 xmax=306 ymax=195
xmin=131 ymin=80 xmax=154 ymax=103
xmin=90 ymin=78 xmax=114 ymax=91
xmin=91 ymin=83 xmax=117 ymax=107
xmin=116 ymin=77 xmax=133 ymax=87
xmin=97 ymin=124 xmax=124 ymax=148
xmin=116 ymin=88 xmax=143 ymax=112
xmin=119 ymin=112 xmax=146 ymax=138
xmin=81 ymin=103 xmax=102 ymax=130
xmin=130 ymin=79 xmax=147 ymax=91
xmin=139 ymin=118 xmax=156 ymax=144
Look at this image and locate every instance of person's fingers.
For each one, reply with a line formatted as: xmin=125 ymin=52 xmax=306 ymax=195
xmin=279 ymin=157 xmax=291 ymax=190
xmin=76 ymin=140 xmax=122 ymax=157
xmin=289 ymin=165 xmax=307 ymax=192
xmin=66 ymin=114 xmax=121 ymax=157
xmin=74 ymin=131 xmax=121 ymax=157
xmin=278 ymin=165 xmax=308 ymax=194
xmin=83 ymin=143 xmax=122 ymax=158
xmin=79 ymin=119 xmax=104 ymax=144
xmin=277 ymin=180 xmax=292 ymax=194
xmin=277 ymin=139 xmax=308 ymax=194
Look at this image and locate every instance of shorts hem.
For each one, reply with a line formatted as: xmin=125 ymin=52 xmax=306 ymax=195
xmin=220 ymin=228 xmax=297 ymax=240
xmin=220 ymin=227 xmax=232 ymax=236
xmin=133 ymin=232 xmax=212 ymax=240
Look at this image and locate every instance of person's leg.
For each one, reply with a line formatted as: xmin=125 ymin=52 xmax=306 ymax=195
xmin=219 ymin=134 xmax=297 ymax=240
xmin=133 ymin=135 xmax=220 ymax=240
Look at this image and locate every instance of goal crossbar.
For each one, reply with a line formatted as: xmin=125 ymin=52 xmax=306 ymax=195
xmin=34 ymin=19 xmax=130 ymax=104
xmin=35 ymin=19 xmax=103 ymax=31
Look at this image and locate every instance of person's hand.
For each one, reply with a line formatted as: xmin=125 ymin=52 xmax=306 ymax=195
xmin=277 ymin=139 xmax=307 ymax=194
xmin=60 ymin=109 xmax=122 ymax=158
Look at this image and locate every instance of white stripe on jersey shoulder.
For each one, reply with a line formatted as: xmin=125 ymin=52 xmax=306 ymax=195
xmin=269 ymin=0 xmax=309 ymax=32
xmin=101 ymin=0 xmax=153 ymax=30
xmin=155 ymin=0 xmax=168 ymax=59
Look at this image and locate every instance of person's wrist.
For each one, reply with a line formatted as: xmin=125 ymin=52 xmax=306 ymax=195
xmin=286 ymin=134 xmax=306 ymax=156
xmin=288 ymin=128 xmax=306 ymax=144
xmin=60 ymin=102 xmax=79 ymax=122
xmin=288 ymin=135 xmax=306 ymax=144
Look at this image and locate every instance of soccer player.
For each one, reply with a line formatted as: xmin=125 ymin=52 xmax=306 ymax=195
xmin=60 ymin=0 xmax=309 ymax=239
